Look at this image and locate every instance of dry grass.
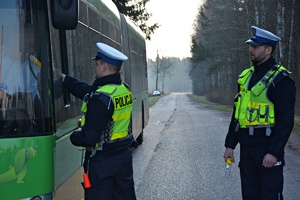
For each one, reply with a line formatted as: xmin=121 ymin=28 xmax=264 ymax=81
xmin=189 ymin=94 xmax=300 ymax=135
xmin=294 ymin=117 xmax=300 ymax=136
xmin=188 ymin=94 xmax=232 ymax=113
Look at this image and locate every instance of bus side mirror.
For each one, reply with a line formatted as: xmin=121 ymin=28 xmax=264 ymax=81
xmin=50 ymin=0 xmax=78 ymax=30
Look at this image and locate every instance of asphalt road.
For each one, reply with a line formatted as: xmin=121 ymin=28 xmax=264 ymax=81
xmin=55 ymin=93 xmax=300 ymax=200
xmin=133 ymin=93 xmax=300 ymax=200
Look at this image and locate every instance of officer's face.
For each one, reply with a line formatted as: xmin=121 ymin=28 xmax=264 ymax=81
xmin=249 ymin=45 xmax=272 ymax=65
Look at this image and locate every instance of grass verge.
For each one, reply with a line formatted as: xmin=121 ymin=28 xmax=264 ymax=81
xmin=148 ymin=96 xmax=161 ymax=107
xmin=188 ymin=94 xmax=300 ymax=136
xmin=188 ymin=94 xmax=233 ymax=113
xmin=294 ymin=117 xmax=300 ymax=136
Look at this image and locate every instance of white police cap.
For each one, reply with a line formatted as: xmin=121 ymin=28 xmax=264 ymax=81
xmin=246 ymin=26 xmax=281 ymax=46
xmin=92 ymin=42 xmax=128 ymax=67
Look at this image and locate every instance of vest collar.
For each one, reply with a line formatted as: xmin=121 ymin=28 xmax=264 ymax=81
xmin=92 ymin=73 xmax=122 ymax=88
xmin=253 ymin=57 xmax=277 ymax=72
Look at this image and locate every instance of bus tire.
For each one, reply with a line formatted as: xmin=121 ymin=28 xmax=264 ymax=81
xmin=136 ymin=131 xmax=143 ymax=144
xmin=136 ymin=103 xmax=145 ymax=145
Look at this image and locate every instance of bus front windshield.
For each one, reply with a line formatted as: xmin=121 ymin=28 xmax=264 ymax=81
xmin=0 ymin=0 xmax=53 ymax=136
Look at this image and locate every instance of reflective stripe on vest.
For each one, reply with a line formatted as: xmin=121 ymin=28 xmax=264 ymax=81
xmin=80 ymin=84 xmax=133 ymax=141
xmin=234 ymin=65 xmax=288 ymax=128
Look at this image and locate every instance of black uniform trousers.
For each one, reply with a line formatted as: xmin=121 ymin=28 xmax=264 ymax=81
xmin=239 ymin=145 xmax=284 ymax=200
xmin=84 ymin=148 xmax=136 ymax=200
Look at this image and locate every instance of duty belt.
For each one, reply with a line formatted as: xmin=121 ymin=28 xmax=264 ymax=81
xmin=87 ymin=134 xmax=132 ymax=157
xmin=236 ymin=123 xmax=273 ymax=136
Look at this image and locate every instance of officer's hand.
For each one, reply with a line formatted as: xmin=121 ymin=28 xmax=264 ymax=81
xmin=262 ymin=153 xmax=277 ymax=168
xmin=224 ymin=148 xmax=235 ymax=163
xmin=62 ymin=73 xmax=66 ymax=82
xmin=75 ymin=127 xmax=82 ymax=132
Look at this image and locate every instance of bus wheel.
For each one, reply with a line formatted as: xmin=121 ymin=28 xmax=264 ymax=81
xmin=136 ymin=131 xmax=143 ymax=144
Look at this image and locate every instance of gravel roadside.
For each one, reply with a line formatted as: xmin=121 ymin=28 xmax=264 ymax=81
xmin=287 ymin=132 xmax=300 ymax=155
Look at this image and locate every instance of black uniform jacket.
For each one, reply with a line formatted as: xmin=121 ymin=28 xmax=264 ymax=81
xmin=225 ymin=57 xmax=296 ymax=160
xmin=63 ymin=73 xmax=133 ymax=159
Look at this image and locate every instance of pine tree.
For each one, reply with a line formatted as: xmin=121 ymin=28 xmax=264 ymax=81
xmin=112 ymin=0 xmax=159 ymax=40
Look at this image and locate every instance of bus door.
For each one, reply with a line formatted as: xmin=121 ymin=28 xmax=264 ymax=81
xmin=0 ymin=0 xmax=55 ymax=199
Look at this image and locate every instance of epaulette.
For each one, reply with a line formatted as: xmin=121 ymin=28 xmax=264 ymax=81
xmin=123 ymin=82 xmax=130 ymax=90
xmin=272 ymin=68 xmax=291 ymax=86
xmin=90 ymin=92 xmax=112 ymax=109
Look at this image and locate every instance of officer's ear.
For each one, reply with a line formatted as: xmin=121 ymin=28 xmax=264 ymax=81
xmin=264 ymin=45 xmax=273 ymax=55
xmin=102 ymin=62 xmax=109 ymax=72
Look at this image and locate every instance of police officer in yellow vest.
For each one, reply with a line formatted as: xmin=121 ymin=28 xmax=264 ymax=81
xmin=223 ymin=26 xmax=296 ymax=200
xmin=62 ymin=43 xmax=136 ymax=200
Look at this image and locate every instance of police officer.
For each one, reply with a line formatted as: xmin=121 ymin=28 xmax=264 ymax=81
xmin=223 ymin=26 xmax=296 ymax=200
xmin=62 ymin=42 xmax=136 ymax=200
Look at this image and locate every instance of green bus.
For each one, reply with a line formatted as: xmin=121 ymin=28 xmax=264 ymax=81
xmin=0 ymin=0 xmax=149 ymax=199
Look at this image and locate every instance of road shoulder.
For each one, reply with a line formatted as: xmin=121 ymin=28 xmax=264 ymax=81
xmin=287 ymin=132 xmax=300 ymax=155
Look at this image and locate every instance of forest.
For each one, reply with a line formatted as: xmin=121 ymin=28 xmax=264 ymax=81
xmin=190 ymin=0 xmax=300 ymax=116
xmin=147 ymin=57 xmax=192 ymax=94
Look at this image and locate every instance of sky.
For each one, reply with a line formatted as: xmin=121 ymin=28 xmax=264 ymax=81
xmin=145 ymin=0 xmax=203 ymax=60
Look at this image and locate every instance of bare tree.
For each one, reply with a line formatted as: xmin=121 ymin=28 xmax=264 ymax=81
xmin=190 ymin=0 xmax=300 ymax=115
xmin=148 ymin=52 xmax=173 ymax=92
xmin=287 ymin=0 xmax=295 ymax=70
xmin=159 ymin=57 xmax=173 ymax=94
xmin=148 ymin=51 xmax=161 ymax=91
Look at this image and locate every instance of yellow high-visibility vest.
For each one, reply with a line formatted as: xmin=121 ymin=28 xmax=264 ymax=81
xmin=80 ymin=84 xmax=133 ymax=141
xmin=234 ymin=65 xmax=289 ymax=128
